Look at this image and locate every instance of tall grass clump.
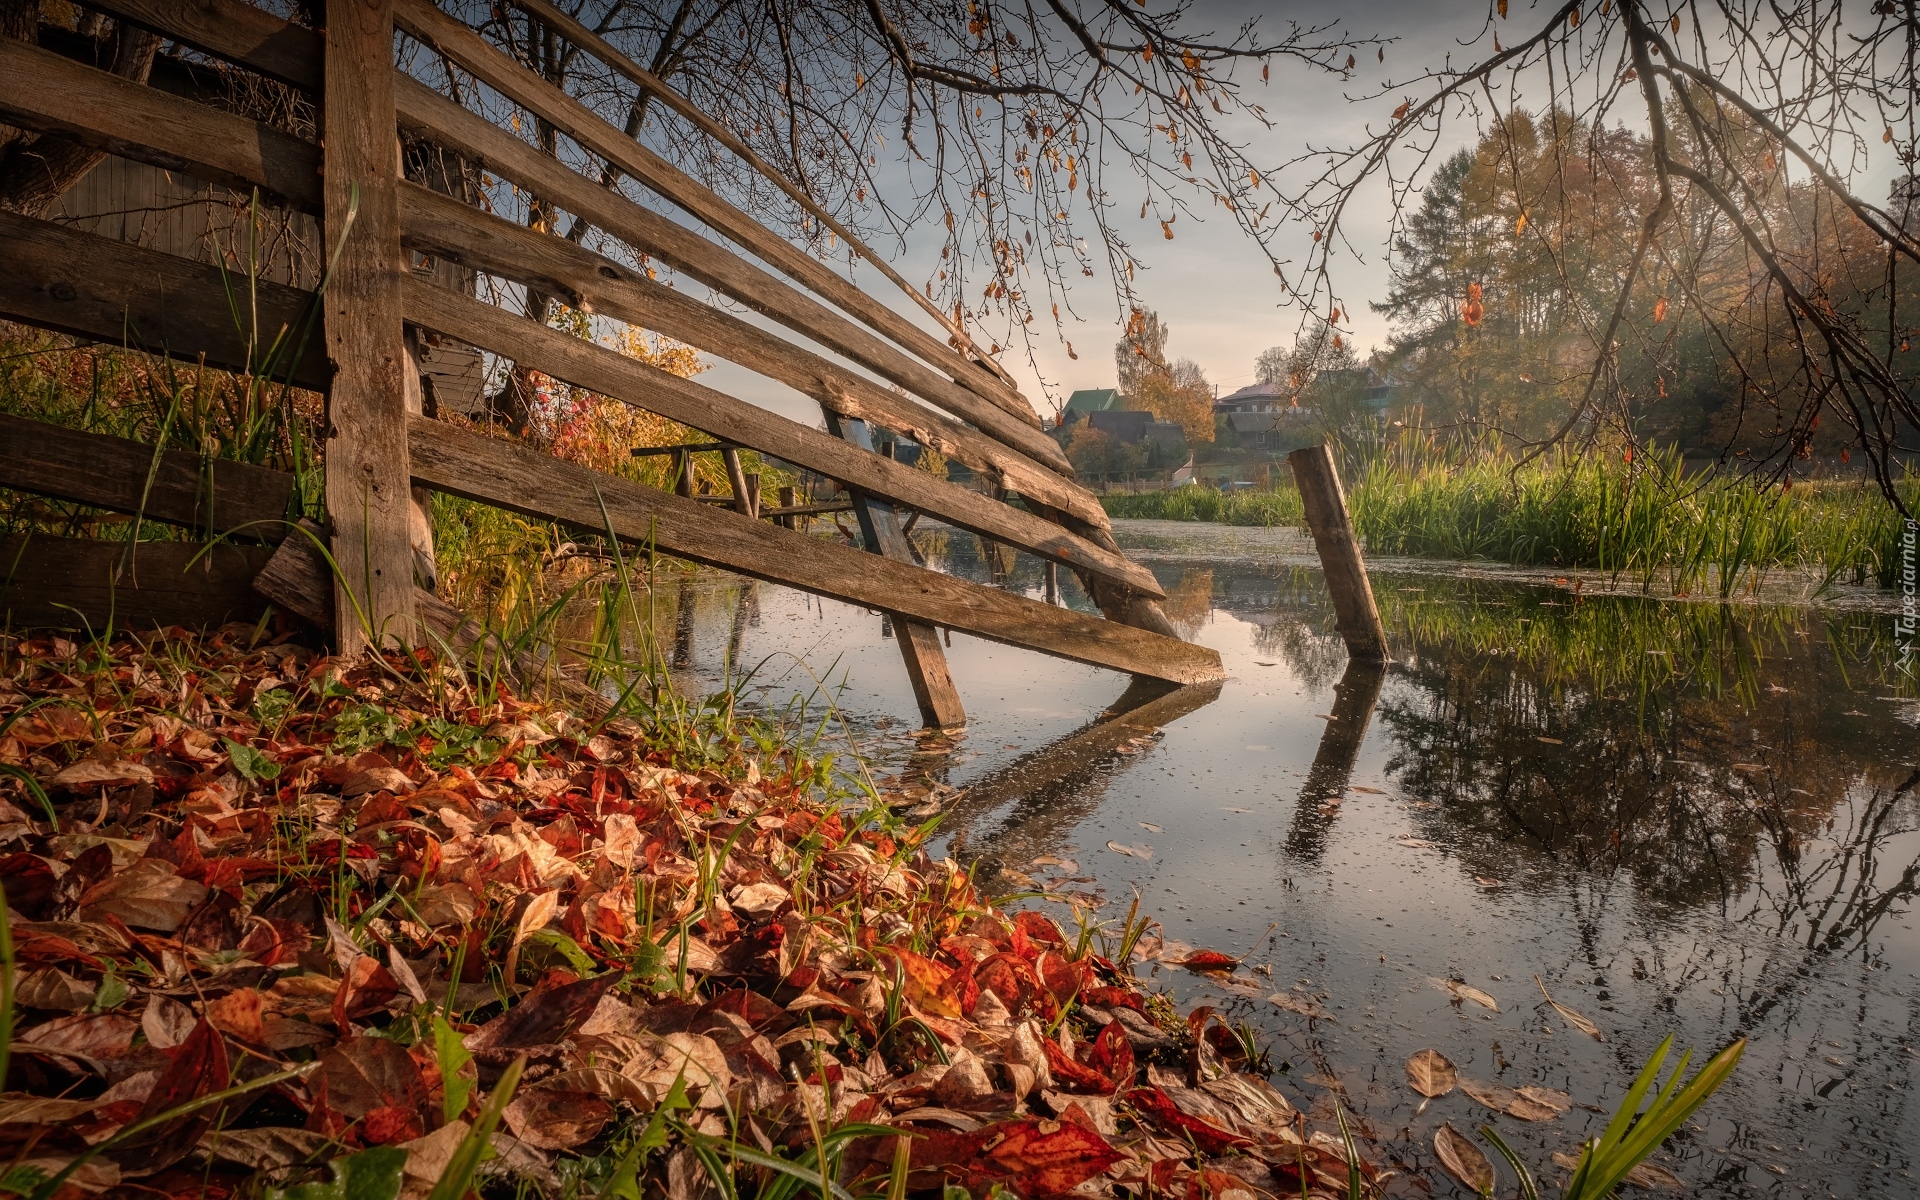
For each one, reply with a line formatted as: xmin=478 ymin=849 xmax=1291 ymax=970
xmin=1346 ymin=441 xmax=1912 ymax=596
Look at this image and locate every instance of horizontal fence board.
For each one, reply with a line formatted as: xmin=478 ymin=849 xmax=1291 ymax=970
xmin=385 ymin=58 xmax=1074 ymax=479
xmin=396 ymin=0 xmax=1037 ymax=433
xmin=0 ymin=38 xmax=322 ymax=213
xmin=406 ymin=416 xmax=1222 ymax=685
xmin=508 ymin=0 xmax=1026 ymax=410
xmin=0 ymin=415 xmax=295 ymax=537
xmin=0 ymin=536 xmax=273 ymax=630
xmin=84 ymin=0 xmax=324 ymax=91
xmin=0 ymin=211 xmax=330 ymax=391
xmin=396 ymin=184 xmax=1117 ymax=536
xmin=401 ymin=276 xmax=1159 ymax=596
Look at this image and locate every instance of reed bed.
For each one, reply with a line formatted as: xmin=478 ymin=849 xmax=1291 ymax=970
xmin=1100 ymin=442 xmax=1915 ymax=596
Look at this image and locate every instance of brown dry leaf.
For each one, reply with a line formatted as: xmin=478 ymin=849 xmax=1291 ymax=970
xmin=512 ymin=890 xmax=560 ymax=947
xmin=1536 ymin=976 xmax=1604 ymax=1040
xmin=1514 ymin=1085 xmax=1572 ymax=1116
xmin=414 ymin=883 xmax=477 ymax=928
xmin=14 ymin=967 xmax=96 ymax=1011
xmin=1624 ymin=1162 xmax=1685 ymax=1191
xmin=1405 ymin=1049 xmax=1456 ymax=1098
xmin=504 ymin=1087 xmax=614 ymax=1150
xmin=76 ymin=859 xmax=208 ymax=932
xmin=1437 ymin=979 xmax=1500 ymax=1011
xmin=200 ymin=1127 xmax=334 ymax=1170
xmin=1105 ymin=841 xmax=1153 ymax=859
xmin=1434 ymin=1123 xmax=1493 ymax=1196
xmin=1458 ymin=1078 xmax=1520 ymax=1114
xmin=47 ymin=759 xmax=153 ymax=790
xmin=728 ymin=882 xmax=789 ymax=916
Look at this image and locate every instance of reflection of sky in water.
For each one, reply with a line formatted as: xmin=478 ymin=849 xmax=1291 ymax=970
xmin=652 ymin=520 xmax=1920 ymax=1199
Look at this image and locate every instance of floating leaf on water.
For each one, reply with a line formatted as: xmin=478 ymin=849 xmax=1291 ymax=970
xmin=1221 ymin=806 xmax=1252 ymax=813
xmin=1434 ymin=1123 xmax=1494 ymax=1196
xmin=1535 ymin=736 xmax=1564 ymax=745
xmin=1267 ymin=992 xmax=1329 ymax=1019
xmin=1514 ymin=1085 xmax=1572 ymax=1116
xmin=1436 ymin=979 xmax=1500 ymax=1010
xmin=1535 ymin=976 xmax=1604 ymax=1040
xmin=1351 ymin=786 xmax=1385 ymax=795
xmin=1176 ymin=949 xmax=1241 ymax=971
xmin=1405 ymin=1049 xmax=1456 ymax=1097
xmin=1459 ymin=1078 xmax=1520 ymax=1114
xmin=1139 ymin=822 xmax=1163 ymax=833
xmin=1031 ymin=856 xmax=1077 ymax=871
xmin=1105 ymin=841 xmax=1153 ymax=859
xmin=1623 ymin=1162 xmax=1686 ymax=1191
xmin=1474 ymin=876 xmax=1502 ymax=889
xmin=1398 ymin=836 xmax=1436 ymax=848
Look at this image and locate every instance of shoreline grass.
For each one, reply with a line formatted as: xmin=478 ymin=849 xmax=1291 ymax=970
xmin=1101 ymin=447 xmax=1916 ymax=595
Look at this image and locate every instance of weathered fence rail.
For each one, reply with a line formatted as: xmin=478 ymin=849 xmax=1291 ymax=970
xmin=0 ymin=0 xmax=1222 ymax=727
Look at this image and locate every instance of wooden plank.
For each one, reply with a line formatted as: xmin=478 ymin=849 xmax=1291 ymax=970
xmin=0 ymin=535 xmax=272 ymax=630
xmin=384 ymin=46 xmax=1071 ymax=476
xmin=0 ymin=210 xmax=329 ymax=391
xmin=395 ymin=182 xmax=1116 ymax=535
xmin=323 ymin=0 xmax=415 ymax=654
xmin=1287 ymin=445 xmax=1388 ymax=661
xmin=400 ymin=276 xmax=1159 ymax=597
xmin=405 ymin=416 xmax=1223 ymax=685
xmin=505 ymin=0 xmax=1035 ymax=427
xmin=81 ymin=0 xmax=323 ymax=90
xmin=0 ymin=38 xmax=322 ymax=213
xmin=0 ymin=414 xmax=294 ymax=537
xmin=828 ymin=412 xmax=965 ymax=730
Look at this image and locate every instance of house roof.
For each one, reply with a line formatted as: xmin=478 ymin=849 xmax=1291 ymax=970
xmin=1064 ymin=387 xmax=1123 ymax=414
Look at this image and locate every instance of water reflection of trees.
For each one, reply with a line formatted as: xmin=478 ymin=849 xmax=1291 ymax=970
xmin=1373 ymin=586 xmax=1920 ymax=1031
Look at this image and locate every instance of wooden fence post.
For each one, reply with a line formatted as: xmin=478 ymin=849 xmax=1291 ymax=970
xmin=825 ymin=412 xmax=965 ymax=730
xmin=323 ymin=0 xmax=415 ymax=654
xmin=1287 ymin=444 xmax=1388 ymax=661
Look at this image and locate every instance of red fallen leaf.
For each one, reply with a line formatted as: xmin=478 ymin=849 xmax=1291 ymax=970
xmin=106 ymin=1019 xmax=231 ymax=1172
xmin=332 ymin=954 xmax=400 ymax=1029
xmin=1014 ymin=910 xmax=1068 ymax=949
xmin=0 ymin=854 xmax=60 ymax=918
xmin=1087 ymin=1019 xmax=1136 ymax=1090
xmin=1122 ymin=1086 xmax=1253 ymax=1155
xmin=1043 ymin=1037 xmax=1115 ymax=1093
xmin=206 ymin=988 xmax=267 ymax=1044
xmin=884 ymin=947 xmax=961 ymax=1018
xmin=910 ymin=1116 xmax=1123 ymax=1199
xmin=13 ymin=931 xmax=106 ymax=972
xmin=1037 ymin=951 xmax=1090 ymax=1006
xmin=464 ymin=973 xmax=616 ymax=1062
xmin=976 ymin=951 xmax=1051 ymax=1019
xmin=1081 ymin=985 xmax=1145 ymax=1014
xmin=307 ymin=1036 xmax=429 ymax=1143
xmin=1173 ymin=949 xmax=1240 ymax=972
xmin=361 ymin=1103 xmax=425 ymax=1145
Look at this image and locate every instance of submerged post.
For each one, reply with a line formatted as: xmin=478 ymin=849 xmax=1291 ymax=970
xmin=1288 ymin=444 xmax=1388 ymax=661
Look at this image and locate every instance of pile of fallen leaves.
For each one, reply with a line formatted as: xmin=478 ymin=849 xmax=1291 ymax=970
xmin=0 ymin=625 xmax=1377 ymax=1200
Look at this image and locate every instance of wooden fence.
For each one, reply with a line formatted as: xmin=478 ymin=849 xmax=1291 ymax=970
xmin=0 ymin=0 xmax=1221 ymax=729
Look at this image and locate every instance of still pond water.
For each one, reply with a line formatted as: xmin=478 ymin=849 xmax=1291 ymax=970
xmin=652 ymin=520 xmax=1920 ymax=1200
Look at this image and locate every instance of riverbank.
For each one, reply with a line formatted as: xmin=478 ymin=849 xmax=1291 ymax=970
xmin=1100 ymin=453 xmax=1916 ymax=595
xmin=0 ymin=624 xmax=1392 ymax=1198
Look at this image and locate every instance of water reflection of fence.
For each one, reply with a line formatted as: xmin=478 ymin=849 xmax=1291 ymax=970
xmin=0 ymin=0 xmax=1222 ymax=729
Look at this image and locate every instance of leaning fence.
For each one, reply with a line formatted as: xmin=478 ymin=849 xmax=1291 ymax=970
xmin=0 ymin=0 xmax=1221 ymax=730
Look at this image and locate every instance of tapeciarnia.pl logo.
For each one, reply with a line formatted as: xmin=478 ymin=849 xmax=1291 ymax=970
xmin=1900 ymin=518 xmax=1917 ymax=679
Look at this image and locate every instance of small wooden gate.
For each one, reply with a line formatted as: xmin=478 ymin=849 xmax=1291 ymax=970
xmin=0 ymin=0 xmax=1221 ymax=728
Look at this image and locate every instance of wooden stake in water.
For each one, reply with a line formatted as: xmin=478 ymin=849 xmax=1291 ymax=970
xmin=1288 ymin=444 xmax=1388 ymax=661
